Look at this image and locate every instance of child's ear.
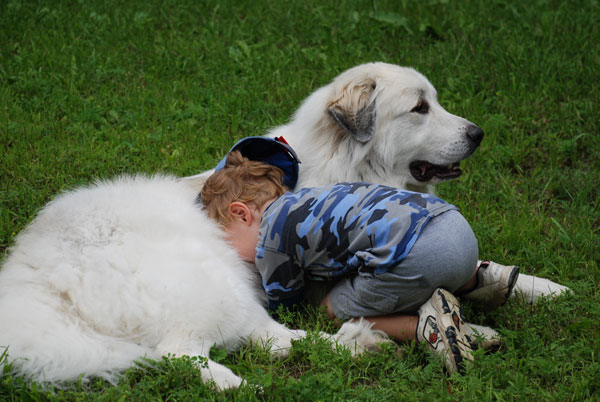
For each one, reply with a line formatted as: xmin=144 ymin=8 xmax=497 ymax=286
xmin=228 ymin=202 xmax=253 ymax=225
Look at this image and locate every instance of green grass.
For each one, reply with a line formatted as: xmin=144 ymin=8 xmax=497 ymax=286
xmin=1 ymin=0 xmax=599 ymax=400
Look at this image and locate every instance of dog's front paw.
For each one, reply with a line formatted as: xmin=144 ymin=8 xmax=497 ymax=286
xmin=264 ymin=329 xmax=307 ymax=357
xmin=512 ymin=273 xmax=571 ymax=304
xmin=203 ymin=362 xmax=245 ymax=390
xmin=331 ymin=318 xmax=394 ymax=356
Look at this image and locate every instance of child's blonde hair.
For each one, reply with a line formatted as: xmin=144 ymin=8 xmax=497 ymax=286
xmin=201 ymin=150 xmax=287 ymax=226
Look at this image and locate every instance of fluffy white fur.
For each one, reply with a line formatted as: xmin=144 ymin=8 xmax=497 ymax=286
xmin=0 ymin=175 xmax=314 ymax=389
xmin=268 ymin=62 xmax=480 ymax=192
xmin=188 ymin=62 xmax=481 ymax=193
xmin=185 ymin=62 xmax=569 ymax=302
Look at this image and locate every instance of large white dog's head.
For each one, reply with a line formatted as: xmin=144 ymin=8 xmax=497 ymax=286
xmin=306 ymin=62 xmax=483 ymax=191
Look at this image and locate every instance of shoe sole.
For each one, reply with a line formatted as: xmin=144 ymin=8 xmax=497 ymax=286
xmin=433 ymin=288 xmax=474 ymax=374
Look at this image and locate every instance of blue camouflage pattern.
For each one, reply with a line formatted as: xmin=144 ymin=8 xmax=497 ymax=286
xmin=256 ymin=182 xmax=457 ymax=311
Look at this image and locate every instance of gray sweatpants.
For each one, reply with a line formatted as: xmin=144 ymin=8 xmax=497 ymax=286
xmin=305 ymin=209 xmax=478 ymax=320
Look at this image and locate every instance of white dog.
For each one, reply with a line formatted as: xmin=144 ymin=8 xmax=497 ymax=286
xmin=186 ymin=62 xmax=569 ymax=302
xmin=270 ymin=62 xmax=482 ymax=194
xmin=0 ymin=175 xmax=381 ymax=389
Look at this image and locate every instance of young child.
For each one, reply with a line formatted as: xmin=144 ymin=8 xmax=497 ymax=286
xmin=201 ymin=150 xmax=519 ymax=374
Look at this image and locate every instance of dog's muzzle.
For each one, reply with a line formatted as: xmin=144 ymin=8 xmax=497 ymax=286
xmin=409 ymin=124 xmax=484 ymax=183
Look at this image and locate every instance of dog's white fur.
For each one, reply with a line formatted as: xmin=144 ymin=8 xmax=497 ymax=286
xmin=0 ymin=176 xmax=313 ymax=389
xmin=188 ymin=62 xmax=481 ymax=193
xmin=185 ymin=62 xmax=569 ymax=301
xmin=269 ymin=62 xmax=480 ymax=192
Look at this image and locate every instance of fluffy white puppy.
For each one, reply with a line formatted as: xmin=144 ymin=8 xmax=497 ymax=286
xmin=0 ymin=175 xmax=313 ymax=389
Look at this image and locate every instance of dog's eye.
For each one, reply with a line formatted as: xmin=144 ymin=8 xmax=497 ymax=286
xmin=411 ymin=100 xmax=429 ymax=114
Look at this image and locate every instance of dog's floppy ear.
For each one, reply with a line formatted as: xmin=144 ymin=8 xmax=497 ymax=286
xmin=327 ymin=78 xmax=376 ymax=143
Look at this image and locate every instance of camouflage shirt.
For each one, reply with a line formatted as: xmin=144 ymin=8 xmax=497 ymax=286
xmin=256 ymin=183 xmax=457 ymax=311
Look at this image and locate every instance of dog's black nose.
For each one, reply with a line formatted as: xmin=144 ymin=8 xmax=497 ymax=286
xmin=466 ymin=125 xmax=484 ymax=144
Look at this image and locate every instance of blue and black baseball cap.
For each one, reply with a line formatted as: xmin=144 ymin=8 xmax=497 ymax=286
xmin=215 ymin=136 xmax=301 ymax=190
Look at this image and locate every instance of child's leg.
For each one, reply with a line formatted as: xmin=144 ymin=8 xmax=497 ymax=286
xmin=321 ymin=292 xmax=417 ymax=341
xmin=400 ymin=209 xmax=520 ymax=308
xmin=322 ymin=289 xmax=500 ymax=348
xmin=323 ymin=210 xmax=479 ymax=319
xmin=318 ymin=210 xmax=501 ymax=364
xmin=457 ymin=270 xmax=479 ymax=294
xmin=324 ymin=288 xmax=496 ymax=374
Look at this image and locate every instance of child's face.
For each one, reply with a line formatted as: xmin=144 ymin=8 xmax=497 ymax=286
xmin=223 ymin=203 xmax=262 ymax=263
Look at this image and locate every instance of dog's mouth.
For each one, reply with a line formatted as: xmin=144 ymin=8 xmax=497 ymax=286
xmin=409 ymin=161 xmax=462 ymax=182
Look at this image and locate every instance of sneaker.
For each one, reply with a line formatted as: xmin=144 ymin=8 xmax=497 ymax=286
xmin=416 ymin=288 xmax=475 ymax=374
xmin=463 ymin=261 xmax=520 ymax=308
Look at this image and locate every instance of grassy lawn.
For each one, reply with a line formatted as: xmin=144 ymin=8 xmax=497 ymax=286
xmin=1 ymin=0 xmax=598 ymax=400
